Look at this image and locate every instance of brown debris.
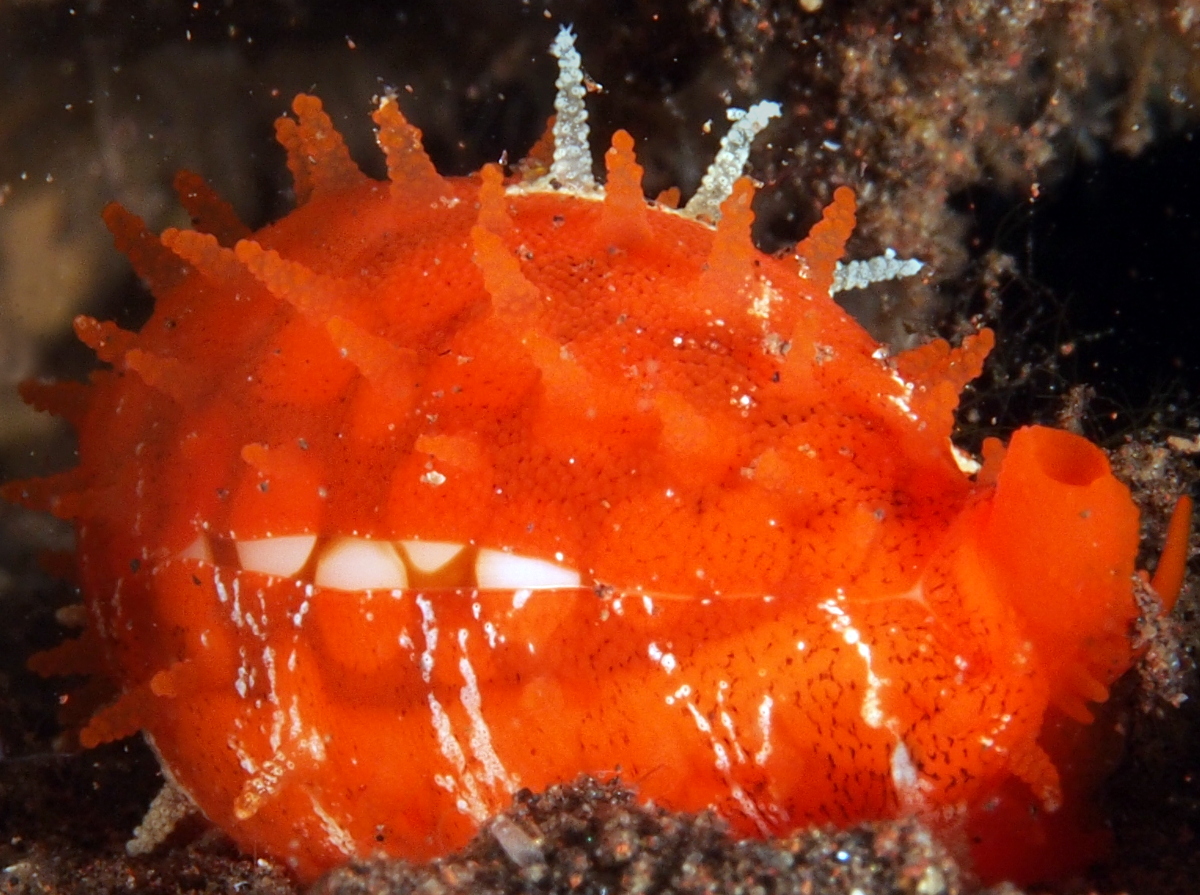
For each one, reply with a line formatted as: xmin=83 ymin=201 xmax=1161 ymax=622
xmin=1132 ymin=572 xmax=1191 ymax=714
xmin=312 ymin=776 xmax=968 ymax=895
xmin=688 ymin=0 xmax=1200 ymax=348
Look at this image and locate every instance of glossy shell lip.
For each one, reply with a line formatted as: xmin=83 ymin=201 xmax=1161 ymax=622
xmin=183 ymin=532 xmax=584 ymax=593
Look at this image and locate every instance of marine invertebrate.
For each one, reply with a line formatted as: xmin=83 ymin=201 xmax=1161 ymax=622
xmin=4 ymin=26 xmax=1190 ymax=887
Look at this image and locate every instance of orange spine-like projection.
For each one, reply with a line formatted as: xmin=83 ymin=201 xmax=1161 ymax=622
xmin=4 ymin=26 xmax=1190 ymax=886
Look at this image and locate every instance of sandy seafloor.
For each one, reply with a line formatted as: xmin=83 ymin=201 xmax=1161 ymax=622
xmin=1 ymin=2 xmax=1199 ymax=893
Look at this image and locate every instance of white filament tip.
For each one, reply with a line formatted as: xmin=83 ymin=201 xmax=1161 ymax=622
xmin=830 ymin=248 xmax=924 ymax=296
xmin=548 ymin=25 xmax=596 ymax=192
xmin=684 ymin=100 xmax=781 ymax=221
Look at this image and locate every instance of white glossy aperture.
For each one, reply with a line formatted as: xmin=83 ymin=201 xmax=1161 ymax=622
xmin=236 ymin=534 xmax=317 ymax=577
xmin=475 ymin=547 xmax=581 ymax=590
xmin=399 ymin=539 xmax=466 ymax=574
xmin=314 ymin=536 xmax=408 ymax=591
xmin=179 ymin=534 xmax=214 ymax=564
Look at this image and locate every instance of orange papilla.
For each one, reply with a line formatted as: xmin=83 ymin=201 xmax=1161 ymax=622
xmin=1153 ymin=494 xmax=1194 ymax=609
xmin=172 ymin=170 xmax=252 ymax=247
xmin=977 ymin=426 xmax=1142 ymax=723
xmin=3 ymin=82 xmax=1180 ymax=889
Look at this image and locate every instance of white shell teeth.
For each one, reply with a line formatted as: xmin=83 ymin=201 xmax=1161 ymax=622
xmin=235 ymin=534 xmax=316 ymax=577
xmin=475 ymin=548 xmax=581 ymax=590
xmin=219 ymin=532 xmax=581 ymax=592
xmin=399 ymin=539 xmax=465 ymax=574
xmin=179 ymin=534 xmax=214 ymax=564
xmin=314 ymin=536 xmax=408 ymax=591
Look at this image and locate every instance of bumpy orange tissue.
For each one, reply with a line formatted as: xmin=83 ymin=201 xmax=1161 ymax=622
xmin=5 ymin=34 xmax=1187 ymax=887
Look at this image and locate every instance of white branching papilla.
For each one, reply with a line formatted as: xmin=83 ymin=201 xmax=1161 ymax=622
xmin=683 ymin=102 xmax=782 ymax=221
xmin=548 ymin=26 xmax=597 ymax=192
xmin=543 ymin=24 xmax=925 ymax=293
xmin=830 ymin=248 xmax=925 ymax=296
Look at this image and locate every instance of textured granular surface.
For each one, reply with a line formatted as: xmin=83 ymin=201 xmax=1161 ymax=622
xmin=0 ymin=739 xmax=293 ymax=895
xmin=312 ymin=777 xmax=967 ymax=895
